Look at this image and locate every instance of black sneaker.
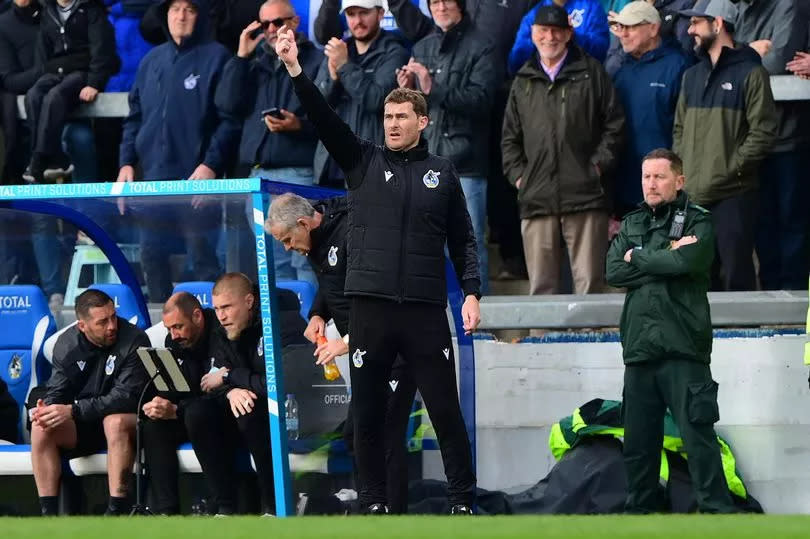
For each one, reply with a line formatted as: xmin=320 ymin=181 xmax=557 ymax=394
xmin=450 ymin=504 xmax=474 ymax=515
xmin=367 ymin=503 xmax=389 ymax=515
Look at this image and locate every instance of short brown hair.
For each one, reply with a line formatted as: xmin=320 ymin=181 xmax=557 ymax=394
xmin=75 ymin=289 xmax=114 ymax=320
xmin=384 ymin=88 xmax=428 ymax=118
xmin=643 ymin=148 xmax=683 ymax=176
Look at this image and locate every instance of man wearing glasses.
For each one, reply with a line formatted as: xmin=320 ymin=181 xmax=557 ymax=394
xmin=218 ymin=0 xmax=321 ymax=185
xmin=217 ymin=0 xmax=322 ymax=285
xmin=610 ymin=1 xmax=691 ymax=217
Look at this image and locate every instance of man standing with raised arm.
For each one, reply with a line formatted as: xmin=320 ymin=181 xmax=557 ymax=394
xmin=276 ymin=26 xmax=481 ymax=514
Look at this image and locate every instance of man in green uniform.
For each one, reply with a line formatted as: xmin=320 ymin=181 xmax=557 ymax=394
xmin=606 ymin=148 xmax=736 ymax=514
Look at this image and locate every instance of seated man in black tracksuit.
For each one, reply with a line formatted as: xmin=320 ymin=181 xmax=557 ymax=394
xmin=24 ymin=0 xmax=120 ymax=182
xmin=276 ymin=27 xmax=481 ymax=514
xmin=266 ymin=192 xmax=416 ymax=514
xmin=141 ymin=292 xmax=227 ymax=515
xmin=198 ymin=272 xmax=307 ymax=515
xmin=29 ymin=289 xmax=150 ymax=516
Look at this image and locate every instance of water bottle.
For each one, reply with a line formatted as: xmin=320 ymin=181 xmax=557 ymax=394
xmin=285 ymin=394 xmax=299 ymax=440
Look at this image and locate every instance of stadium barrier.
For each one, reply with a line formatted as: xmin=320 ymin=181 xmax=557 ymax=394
xmin=13 ymin=75 xmax=810 ymax=121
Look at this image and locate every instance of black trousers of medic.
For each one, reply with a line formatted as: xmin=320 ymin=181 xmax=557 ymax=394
xmin=142 ymin=396 xmax=275 ymax=514
xmin=349 ymin=297 xmax=476 ymax=507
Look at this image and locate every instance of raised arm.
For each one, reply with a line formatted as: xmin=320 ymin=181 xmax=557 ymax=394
xmin=277 ymin=27 xmax=367 ymax=188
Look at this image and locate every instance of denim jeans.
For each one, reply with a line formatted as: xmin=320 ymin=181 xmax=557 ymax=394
xmin=460 ymin=176 xmax=488 ymax=295
xmin=62 ymin=121 xmax=98 ymax=181
xmin=755 ymin=150 xmax=810 ymax=290
xmin=30 ymin=122 xmax=100 ymax=297
xmin=249 ymin=167 xmax=319 ymax=291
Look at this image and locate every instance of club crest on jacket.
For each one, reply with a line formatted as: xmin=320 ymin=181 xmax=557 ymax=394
xmin=8 ymin=354 xmax=22 ymax=379
xmin=105 ymin=355 xmax=116 ymax=376
xmin=184 ymin=74 xmax=200 ymax=90
xmin=422 ymin=169 xmax=440 ymax=189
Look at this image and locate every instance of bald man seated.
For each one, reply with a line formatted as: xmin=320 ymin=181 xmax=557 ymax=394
xmin=141 ymin=292 xmax=228 ymax=515
xmin=182 ymin=272 xmax=306 ymax=515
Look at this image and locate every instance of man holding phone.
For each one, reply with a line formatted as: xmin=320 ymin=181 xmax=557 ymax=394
xmin=217 ymin=0 xmax=323 ymax=286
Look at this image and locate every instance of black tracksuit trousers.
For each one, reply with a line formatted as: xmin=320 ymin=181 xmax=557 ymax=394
xmin=25 ymin=72 xmax=86 ymax=159
xmin=143 ymin=396 xmax=275 ymax=514
xmin=349 ymin=297 xmax=476 ymax=508
xmin=342 ymin=361 xmax=416 ymax=514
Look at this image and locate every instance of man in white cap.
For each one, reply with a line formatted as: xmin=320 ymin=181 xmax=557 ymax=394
xmin=673 ymin=0 xmax=777 ymax=291
xmin=312 ymin=0 xmax=409 ymax=187
xmin=611 ymin=1 xmax=691 ymax=216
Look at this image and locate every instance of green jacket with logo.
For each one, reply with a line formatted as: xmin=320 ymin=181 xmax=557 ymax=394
xmin=606 ymin=190 xmax=714 ymax=364
xmin=672 ymin=44 xmax=776 ymax=205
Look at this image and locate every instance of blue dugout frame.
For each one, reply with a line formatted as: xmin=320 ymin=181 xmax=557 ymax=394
xmin=0 ymin=178 xmax=477 ymax=515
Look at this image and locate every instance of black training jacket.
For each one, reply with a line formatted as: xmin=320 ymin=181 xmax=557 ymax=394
xmin=209 ymin=290 xmax=308 ymax=397
xmin=46 ymin=317 xmax=150 ymax=422
xmin=37 ymin=0 xmax=120 ymax=90
xmin=160 ymin=308 xmax=218 ymax=415
xmin=292 ymin=70 xmax=481 ymax=304
xmin=308 ymin=196 xmax=350 ymax=335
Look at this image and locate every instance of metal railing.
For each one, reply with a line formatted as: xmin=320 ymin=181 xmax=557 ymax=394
xmin=13 ymin=75 xmax=810 ymax=120
xmin=478 ymin=290 xmax=807 ymax=330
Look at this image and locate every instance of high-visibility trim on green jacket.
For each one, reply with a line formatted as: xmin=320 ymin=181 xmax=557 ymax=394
xmin=549 ymin=399 xmax=749 ymax=500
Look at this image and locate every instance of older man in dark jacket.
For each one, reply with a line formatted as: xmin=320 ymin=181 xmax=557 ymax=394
xmin=502 ymin=4 xmax=624 ymax=296
xmin=610 ymin=1 xmax=690 ymax=215
xmin=217 ymin=0 xmax=322 ymax=286
xmin=396 ymin=0 xmax=497 ymax=292
xmin=117 ymin=0 xmax=239 ymax=302
xmin=218 ymin=0 xmax=321 ymax=181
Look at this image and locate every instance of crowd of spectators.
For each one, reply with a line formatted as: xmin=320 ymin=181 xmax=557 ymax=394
xmin=0 ymin=0 xmax=808 ymax=309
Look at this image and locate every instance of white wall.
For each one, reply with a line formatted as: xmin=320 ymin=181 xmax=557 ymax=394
xmin=424 ymin=334 xmax=809 ymax=513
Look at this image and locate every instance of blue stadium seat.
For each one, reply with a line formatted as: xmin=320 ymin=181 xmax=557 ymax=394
xmin=276 ymin=280 xmax=315 ymax=320
xmin=88 ymin=284 xmax=148 ymax=329
xmin=0 ymin=285 xmax=57 ymax=440
xmin=171 ymin=281 xmax=215 ymax=308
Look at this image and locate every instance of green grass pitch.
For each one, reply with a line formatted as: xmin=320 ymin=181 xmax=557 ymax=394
xmin=2 ymin=515 xmax=810 ymax=539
